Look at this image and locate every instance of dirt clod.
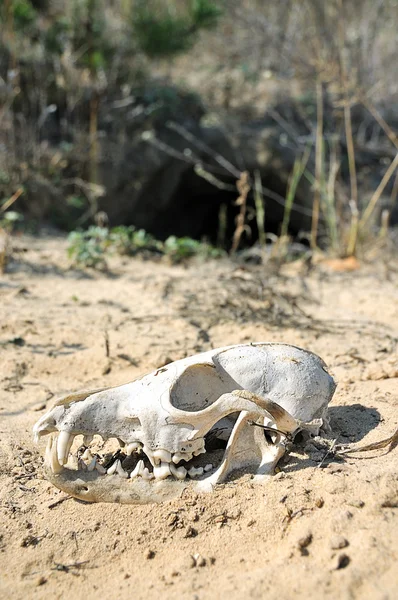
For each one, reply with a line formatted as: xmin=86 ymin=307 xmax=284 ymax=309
xmin=334 ymin=553 xmax=351 ymax=570
xmin=330 ymin=536 xmax=349 ymax=550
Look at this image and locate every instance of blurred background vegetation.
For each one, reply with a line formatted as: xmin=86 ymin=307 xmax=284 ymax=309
xmin=1 ymin=0 xmax=397 ymax=263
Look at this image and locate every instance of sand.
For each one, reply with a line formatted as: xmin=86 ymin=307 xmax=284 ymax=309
xmin=0 ymin=236 xmax=397 ymax=600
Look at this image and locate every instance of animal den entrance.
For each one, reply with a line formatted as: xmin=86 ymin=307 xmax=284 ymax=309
xmin=143 ymin=166 xmax=304 ymax=248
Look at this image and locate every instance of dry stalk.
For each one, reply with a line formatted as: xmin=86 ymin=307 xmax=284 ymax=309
xmin=0 ymin=188 xmax=23 ymax=214
xmin=254 ymin=170 xmax=266 ymax=246
xmin=359 ymin=152 xmax=398 ymax=230
xmin=338 ymin=0 xmax=358 ymax=255
xmin=0 ymin=228 xmax=8 ymax=274
xmin=231 ymin=171 xmax=250 ymax=254
xmin=311 ymin=79 xmax=324 ymax=250
xmin=0 ymin=187 xmax=24 ymax=274
xmin=360 ymin=94 xmax=398 ymax=150
xmin=390 ymin=170 xmax=398 ymax=212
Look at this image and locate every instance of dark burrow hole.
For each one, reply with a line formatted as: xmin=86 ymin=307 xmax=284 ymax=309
xmin=135 ymin=167 xmax=309 ymax=249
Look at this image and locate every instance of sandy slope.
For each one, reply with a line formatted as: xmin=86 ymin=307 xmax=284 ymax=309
xmin=0 ymin=236 xmax=397 ymax=600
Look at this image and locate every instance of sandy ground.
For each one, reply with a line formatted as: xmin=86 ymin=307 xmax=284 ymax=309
xmin=0 ymin=236 xmax=397 ymax=600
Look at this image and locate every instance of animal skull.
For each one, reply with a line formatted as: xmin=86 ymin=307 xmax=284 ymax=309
xmin=33 ymin=343 xmax=336 ymax=504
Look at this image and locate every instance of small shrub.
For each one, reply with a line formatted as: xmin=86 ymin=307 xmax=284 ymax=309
xmin=67 ymin=227 xmax=109 ymax=269
xmin=67 ymin=225 xmax=224 ymax=268
xmin=163 ymin=235 xmax=224 ymax=263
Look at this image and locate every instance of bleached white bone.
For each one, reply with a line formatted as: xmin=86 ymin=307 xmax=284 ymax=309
xmin=33 ymin=343 xmax=336 ymax=504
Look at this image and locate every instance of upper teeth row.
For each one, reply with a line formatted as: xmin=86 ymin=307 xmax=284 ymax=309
xmin=49 ymin=433 xmax=212 ymax=481
xmin=78 ymin=451 xmax=213 ymax=481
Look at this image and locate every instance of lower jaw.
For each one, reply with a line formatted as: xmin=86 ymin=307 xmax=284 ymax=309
xmin=43 ymin=463 xmax=224 ymax=504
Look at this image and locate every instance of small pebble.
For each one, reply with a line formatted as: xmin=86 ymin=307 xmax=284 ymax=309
xmin=184 ymin=526 xmax=198 ymax=538
xmin=335 ymin=553 xmax=350 ymax=570
xmin=36 ymin=576 xmax=47 ymax=586
xmin=297 ymin=532 xmax=313 ymax=549
xmin=190 ymin=553 xmax=206 ymax=568
xmin=196 ymin=555 xmax=206 ymax=568
xmin=315 ymin=497 xmax=324 ymax=508
xmin=348 ymin=499 xmax=365 ymax=508
xmin=144 ymin=549 xmax=155 ymax=559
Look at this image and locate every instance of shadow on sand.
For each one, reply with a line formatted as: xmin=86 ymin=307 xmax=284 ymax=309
xmin=283 ymin=403 xmax=381 ymax=474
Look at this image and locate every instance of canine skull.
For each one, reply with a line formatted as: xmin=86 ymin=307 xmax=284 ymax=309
xmin=33 ymin=343 xmax=336 ymax=504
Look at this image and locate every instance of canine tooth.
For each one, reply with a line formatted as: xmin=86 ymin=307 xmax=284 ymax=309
xmin=188 ymin=466 xmax=204 ymax=478
xmin=87 ymin=456 xmax=97 ymax=472
xmin=46 ymin=436 xmax=63 ymax=474
xmin=107 ymin=460 xmax=119 ymax=475
xmin=153 ymin=461 xmax=171 ymax=480
xmin=170 ymin=463 xmax=187 ymax=480
xmin=153 ymin=449 xmax=172 ymax=463
xmin=130 ymin=460 xmax=145 ymax=478
xmin=57 ymin=431 xmax=73 ymax=465
xmin=83 ymin=434 xmax=93 ymax=446
xmin=204 ymin=463 xmax=213 ymax=472
xmin=95 ymin=462 xmax=106 ymax=475
xmin=116 ymin=460 xmax=128 ymax=478
xmin=142 ymin=467 xmax=154 ymax=480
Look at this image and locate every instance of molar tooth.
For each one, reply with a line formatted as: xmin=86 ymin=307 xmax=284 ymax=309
xmin=188 ymin=466 xmax=204 ymax=479
xmin=172 ymin=452 xmax=193 ymax=464
xmin=57 ymin=431 xmax=74 ymax=465
xmin=170 ymin=463 xmax=187 ymax=480
xmin=116 ymin=460 xmax=128 ymax=478
xmin=193 ymin=447 xmax=206 ymax=457
xmin=78 ymin=458 xmax=87 ymax=472
xmin=130 ymin=460 xmax=145 ymax=479
xmin=153 ymin=461 xmax=171 ymax=480
xmin=204 ymin=463 xmax=213 ymax=472
xmin=153 ymin=449 xmax=172 ymax=463
xmin=107 ymin=460 xmax=119 ymax=475
xmin=141 ymin=467 xmax=154 ymax=481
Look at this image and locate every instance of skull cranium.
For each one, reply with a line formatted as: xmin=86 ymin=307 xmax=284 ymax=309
xmin=33 ymin=343 xmax=336 ymax=503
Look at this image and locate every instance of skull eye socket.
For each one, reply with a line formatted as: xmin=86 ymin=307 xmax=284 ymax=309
xmin=170 ymin=364 xmax=234 ymax=412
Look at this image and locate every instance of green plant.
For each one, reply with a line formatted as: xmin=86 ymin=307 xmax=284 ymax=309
xmin=67 ymin=226 xmax=109 ymax=268
xmin=280 ymin=147 xmax=311 ymax=239
xmin=109 ymin=226 xmax=161 ymax=255
xmin=0 ymin=210 xmax=23 ymax=232
xmin=132 ymin=0 xmax=222 ymax=58
xmin=67 ymin=225 xmax=224 ymax=268
xmin=163 ymin=235 xmax=224 ymax=263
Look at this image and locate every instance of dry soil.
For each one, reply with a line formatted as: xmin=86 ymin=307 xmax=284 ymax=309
xmin=0 ymin=236 xmax=397 ymax=600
